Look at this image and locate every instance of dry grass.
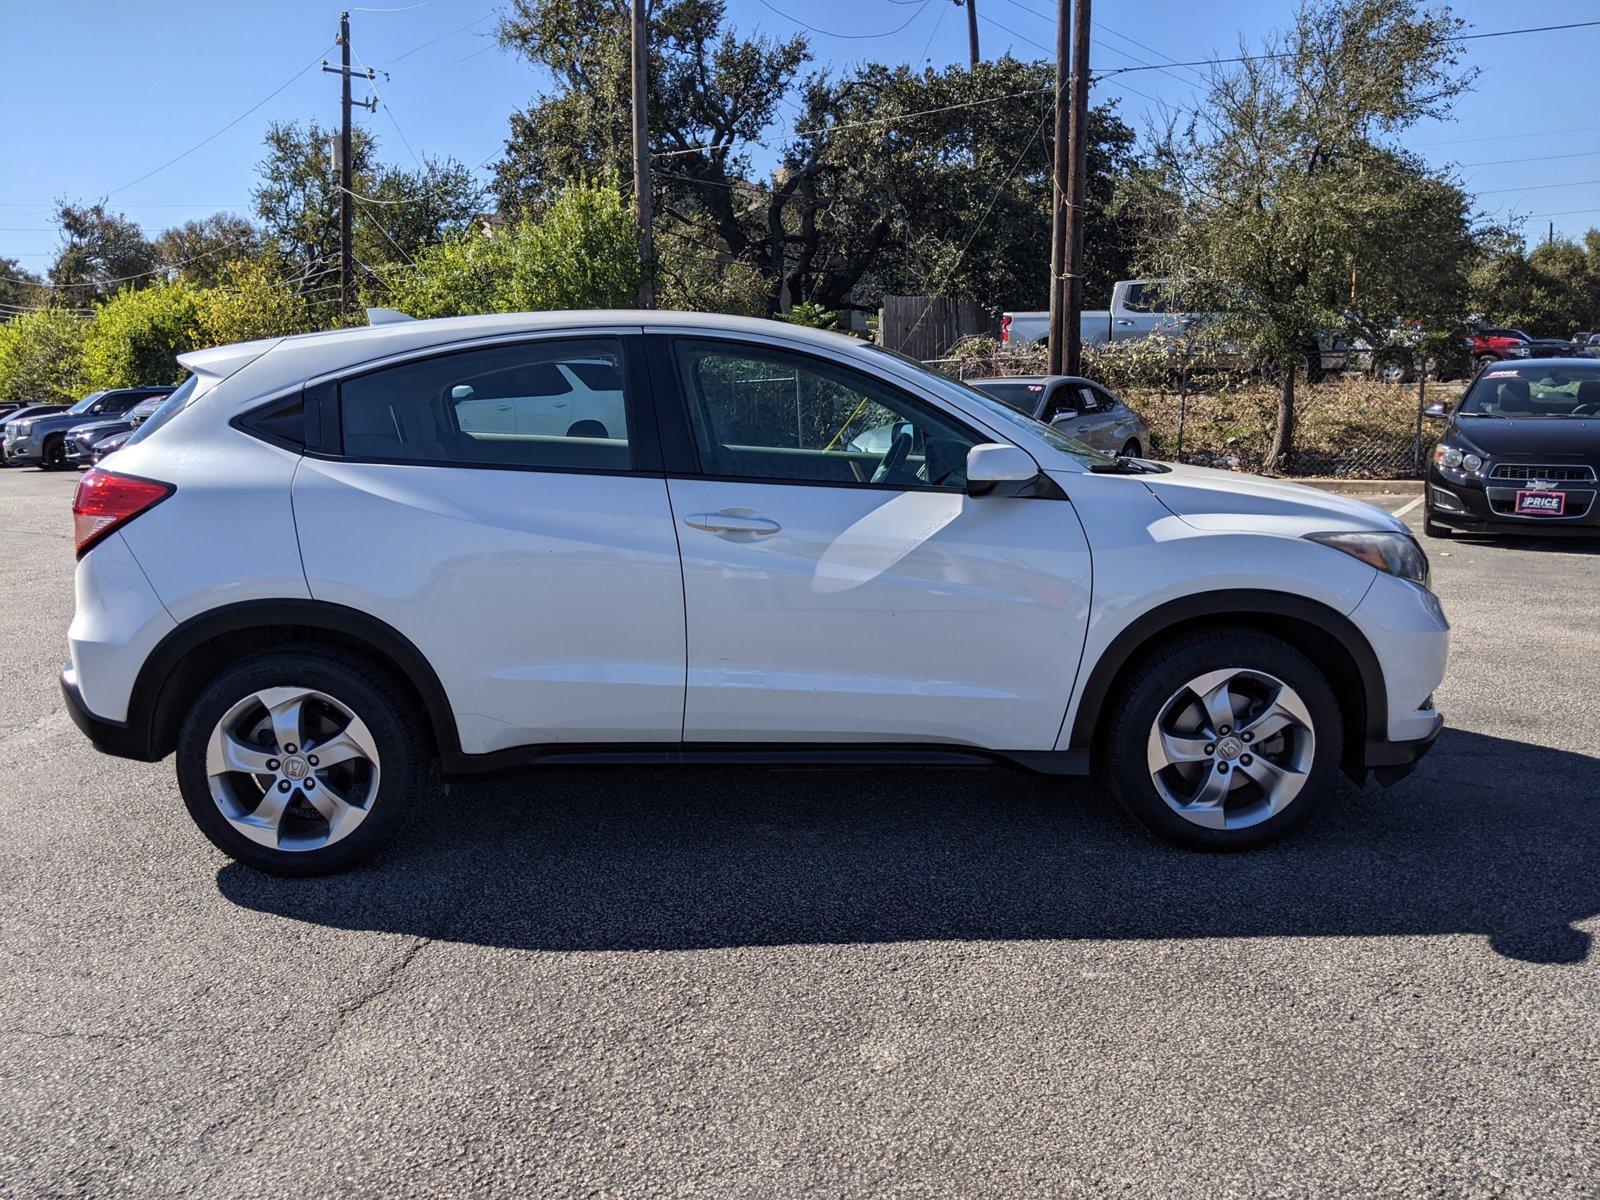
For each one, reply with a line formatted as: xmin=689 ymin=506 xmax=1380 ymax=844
xmin=1128 ymin=378 xmax=1458 ymax=478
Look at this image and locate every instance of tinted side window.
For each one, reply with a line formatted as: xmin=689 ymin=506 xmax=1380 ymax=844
xmin=674 ymin=339 xmax=978 ymax=489
xmin=339 ymin=338 xmax=631 ymax=471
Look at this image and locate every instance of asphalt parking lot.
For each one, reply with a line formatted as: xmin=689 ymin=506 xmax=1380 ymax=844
xmin=1 ymin=465 xmax=1596 ymax=1197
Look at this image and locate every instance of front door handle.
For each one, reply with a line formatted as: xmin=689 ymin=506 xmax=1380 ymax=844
xmin=684 ymin=509 xmax=781 ymax=537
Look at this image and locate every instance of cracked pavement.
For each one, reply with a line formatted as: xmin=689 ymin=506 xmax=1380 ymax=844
xmin=0 ymin=467 xmax=1596 ymax=1197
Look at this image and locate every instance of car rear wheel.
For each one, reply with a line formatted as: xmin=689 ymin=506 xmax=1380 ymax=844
xmin=175 ymin=647 xmax=428 ymax=875
xmin=1101 ymin=628 xmax=1343 ymax=850
xmin=1119 ymin=439 xmax=1143 ymax=458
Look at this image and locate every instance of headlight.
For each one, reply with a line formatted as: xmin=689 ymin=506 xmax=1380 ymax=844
xmin=1506 ymin=346 xmax=1530 ymax=357
xmin=12 ymin=422 xmax=33 ymax=436
xmin=1305 ymin=531 xmax=1430 ymax=588
xmin=1433 ymin=443 xmax=1483 ymax=474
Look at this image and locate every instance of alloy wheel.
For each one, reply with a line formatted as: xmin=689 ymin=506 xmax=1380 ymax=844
xmin=204 ymin=686 xmax=381 ymax=851
xmin=1144 ymin=667 xmax=1316 ymax=830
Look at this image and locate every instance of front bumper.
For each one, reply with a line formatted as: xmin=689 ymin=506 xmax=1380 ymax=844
xmin=1427 ymin=464 xmax=1600 ymax=535
xmin=2 ymin=435 xmax=41 ymax=463
xmin=1363 ymin=714 xmax=1442 ymax=785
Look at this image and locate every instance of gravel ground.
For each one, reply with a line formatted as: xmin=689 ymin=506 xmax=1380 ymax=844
xmin=0 ymin=466 xmax=1595 ymax=1198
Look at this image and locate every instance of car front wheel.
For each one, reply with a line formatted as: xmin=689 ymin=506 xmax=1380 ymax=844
xmin=175 ymin=647 xmax=428 ymax=875
xmin=1102 ymin=628 xmax=1343 ymax=850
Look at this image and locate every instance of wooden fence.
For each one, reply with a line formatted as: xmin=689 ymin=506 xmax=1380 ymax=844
xmin=877 ymin=296 xmax=994 ymax=361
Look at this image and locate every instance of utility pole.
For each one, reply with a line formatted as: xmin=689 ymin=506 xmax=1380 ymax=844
xmin=630 ymin=0 xmax=655 ymax=308
xmin=1061 ymin=0 xmax=1091 ymax=375
xmin=1046 ymin=0 xmax=1072 ymax=374
xmin=959 ymin=0 xmax=980 ymax=69
xmin=323 ymin=13 xmax=376 ymax=317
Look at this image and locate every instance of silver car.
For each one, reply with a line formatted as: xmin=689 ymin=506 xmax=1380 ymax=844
xmin=969 ymin=375 xmax=1151 ymax=457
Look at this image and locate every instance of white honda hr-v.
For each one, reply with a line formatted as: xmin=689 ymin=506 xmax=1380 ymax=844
xmin=62 ymin=311 xmax=1448 ymax=874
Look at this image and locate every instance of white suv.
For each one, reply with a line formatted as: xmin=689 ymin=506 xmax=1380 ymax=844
xmin=62 ymin=311 xmax=1448 ymax=874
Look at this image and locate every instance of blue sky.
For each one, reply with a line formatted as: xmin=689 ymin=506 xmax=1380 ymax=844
xmin=3 ymin=0 xmax=1600 ymax=277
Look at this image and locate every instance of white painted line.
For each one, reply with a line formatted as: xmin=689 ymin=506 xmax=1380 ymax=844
xmin=1393 ymin=496 xmax=1424 ymax=518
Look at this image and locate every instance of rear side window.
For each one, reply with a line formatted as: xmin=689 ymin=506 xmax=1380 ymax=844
xmin=338 ymin=338 xmax=631 ymax=471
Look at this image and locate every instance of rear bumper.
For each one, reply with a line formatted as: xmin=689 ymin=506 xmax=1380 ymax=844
xmin=60 ymin=664 xmax=160 ymax=761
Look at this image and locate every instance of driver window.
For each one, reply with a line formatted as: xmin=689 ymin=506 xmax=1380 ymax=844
xmin=673 ymin=339 xmax=980 ymax=489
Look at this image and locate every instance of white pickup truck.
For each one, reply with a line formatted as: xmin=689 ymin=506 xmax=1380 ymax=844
xmin=1001 ymin=279 xmax=1198 ymax=349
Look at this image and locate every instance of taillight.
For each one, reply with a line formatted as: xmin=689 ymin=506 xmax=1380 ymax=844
xmin=72 ymin=468 xmax=174 ymax=558
xmin=1000 ymin=314 xmax=1012 ymax=345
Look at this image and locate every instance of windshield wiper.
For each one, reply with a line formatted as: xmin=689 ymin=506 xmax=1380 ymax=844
xmin=1089 ymin=455 xmax=1166 ymax=475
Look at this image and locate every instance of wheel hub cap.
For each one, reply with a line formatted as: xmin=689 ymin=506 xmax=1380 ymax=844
xmin=1145 ymin=667 xmax=1316 ymax=830
xmin=204 ymin=686 xmax=381 ymax=852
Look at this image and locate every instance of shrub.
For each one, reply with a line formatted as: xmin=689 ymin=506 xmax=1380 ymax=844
xmin=81 ymin=282 xmax=203 ymax=389
xmin=387 ymin=180 xmax=640 ymax=318
xmin=0 ymin=308 xmax=89 ymax=404
xmin=197 ymin=260 xmax=315 ymax=347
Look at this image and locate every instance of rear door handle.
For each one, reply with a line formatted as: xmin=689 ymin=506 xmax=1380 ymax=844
xmin=684 ymin=510 xmax=781 ymax=537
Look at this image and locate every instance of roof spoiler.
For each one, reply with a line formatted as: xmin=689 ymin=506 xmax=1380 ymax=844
xmin=367 ymin=307 xmax=416 ymax=326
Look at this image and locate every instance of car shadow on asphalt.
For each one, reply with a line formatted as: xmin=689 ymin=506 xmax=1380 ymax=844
xmin=217 ymin=729 xmax=1598 ymax=965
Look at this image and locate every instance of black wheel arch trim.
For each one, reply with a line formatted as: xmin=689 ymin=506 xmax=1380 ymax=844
xmin=1064 ymin=589 xmax=1388 ymax=752
xmin=125 ymin=598 xmax=462 ymax=762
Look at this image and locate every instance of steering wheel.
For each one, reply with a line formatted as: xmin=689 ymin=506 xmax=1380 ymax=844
xmin=1573 ymin=403 xmax=1600 ymax=417
xmin=871 ymin=428 xmax=913 ymax=484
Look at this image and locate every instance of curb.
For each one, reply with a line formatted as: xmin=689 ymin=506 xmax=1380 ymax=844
xmin=1281 ymin=477 xmax=1423 ymax=495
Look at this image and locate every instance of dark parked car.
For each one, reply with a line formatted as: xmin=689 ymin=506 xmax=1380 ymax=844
xmin=1424 ymin=358 xmax=1600 ymax=538
xmin=88 ymin=428 xmax=132 ymax=463
xmin=2 ymin=386 xmax=174 ymax=468
xmin=64 ymin=396 xmax=167 ymax=466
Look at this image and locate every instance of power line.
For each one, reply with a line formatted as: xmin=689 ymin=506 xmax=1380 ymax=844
xmin=1 ymin=234 xmax=259 ymax=289
xmin=1414 ymin=123 xmax=1600 ymax=148
xmin=378 ymin=10 xmax=496 ymax=66
xmin=755 ymin=0 xmax=934 ymax=40
xmin=105 ymin=46 xmax=335 ymax=197
xmin=1477 ymin=178 xmax=1600 ymax=195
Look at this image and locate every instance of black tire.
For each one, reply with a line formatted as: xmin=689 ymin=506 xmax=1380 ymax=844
xmin=175 ymin=646 xmax=428 ymax=875
xmin=1119 ymin=439 xmax=1143 ymax=458
xmin=1423 ymin=514 xmax=1452 ymax=538
xmin=39 ymin=436 xmax=67 ymax=470
xmin=1100 ymin=628 xmax=1344 ymax=851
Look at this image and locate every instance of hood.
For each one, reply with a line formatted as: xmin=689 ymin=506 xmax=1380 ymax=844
xmin=28 ymin=410 xmax=105 ymax=432
xmin=1452 ymin=415 xmax=1600 ymax=459
xmin=71 ymin=416 xmax=131 ymax=438
xmin=1137 ymin=462 xmax=1406 ymax=535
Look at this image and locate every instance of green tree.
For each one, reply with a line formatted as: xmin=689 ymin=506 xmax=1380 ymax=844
xmin=1144 ymin=0 xmax=1479 ymax=469
xmin=386 ymin=180 xmax=639 ymax=317
xmin=0 ymin=308 xmax=88 ymax=404
xmin=81 ymin=282 xmax=203 ymax=389
xmin=492 ymin=1 xmax=1141 ymax=316
xmin=252 ymin=120 xmax=486 ymax=311
xmin=49 ymin=202 xmax=156 ymax=305
xmin=154 ymin=213 xmax=263 ymax=287
xmin=1467 ymin=230 xmax=1600 ymax=336
xmin=0 ymin=256 xmax=46 ymax=317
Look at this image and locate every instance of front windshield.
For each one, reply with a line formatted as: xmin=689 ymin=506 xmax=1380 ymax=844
xmin=862 ymin=345 xmax=1115 ymax=466
xmin=68 ymin=392 xmax=107 ymax=415
xmin=1459 ymin=364 xmax=1600 ymax=418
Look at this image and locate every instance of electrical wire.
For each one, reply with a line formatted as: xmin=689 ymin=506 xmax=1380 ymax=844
xmin=379 ymin=10 xmax=496 ymax=66
xmin=105 ymin=46 xmax=335 ymax=197
xmin=756 ymin=0 xmax=934 ymax=41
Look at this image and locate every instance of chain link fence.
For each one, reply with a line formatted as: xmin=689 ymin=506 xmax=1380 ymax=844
xmin=924 ymin=350 xmax=1457 ymax=479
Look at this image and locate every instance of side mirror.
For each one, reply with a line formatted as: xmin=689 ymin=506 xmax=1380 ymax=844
xmin=1048 ymin=409 xmax=1079 ymax=426
xmin=966 ymin=443 xmax=1039 ymax=497
xmin=450 ymin=385 xmax=475 ymax=401
xmin=1423 ymin=401 xmax=1450 ymax=419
